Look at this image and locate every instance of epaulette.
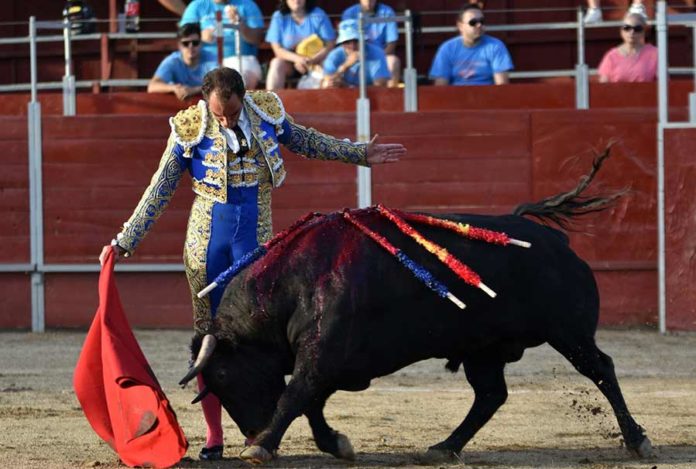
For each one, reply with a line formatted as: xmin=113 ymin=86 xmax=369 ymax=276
xmin=244 ymin=91 xmax=285 ymax=125
xmin=169 ymin=100 xmax=208 ymax=157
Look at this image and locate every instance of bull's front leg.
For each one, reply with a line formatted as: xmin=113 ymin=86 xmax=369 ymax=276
xmin=240 ymin=372 xmax=321 ymax=464
xmin=304 ymin=396 xmax=355 ymax=460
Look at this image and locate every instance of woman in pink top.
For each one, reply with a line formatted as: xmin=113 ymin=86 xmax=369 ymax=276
xmin=598 ymin=12 xmax=657 ymax=83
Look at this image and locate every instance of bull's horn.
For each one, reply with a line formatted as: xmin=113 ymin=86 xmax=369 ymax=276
xmin=179 ymin=334 xmax=217 ymax=387
xmin=191 ymin=387 xmax=210 ymax=404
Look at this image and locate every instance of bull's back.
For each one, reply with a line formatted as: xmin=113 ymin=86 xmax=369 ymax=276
xmin=250 ymin=210 xmax=600 ymax=379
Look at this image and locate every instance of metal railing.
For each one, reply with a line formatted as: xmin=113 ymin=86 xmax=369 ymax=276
xmin=654 ymin=2 xmax=696 ymax=334
xmin=355 ymin=10 xmax=418 ymax=209
xmin=3 ymin=9 xmax=696 ymax=104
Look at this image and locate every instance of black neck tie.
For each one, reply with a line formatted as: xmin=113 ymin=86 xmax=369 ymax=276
xmin=232 ymin=125 xmax=249 ymax=153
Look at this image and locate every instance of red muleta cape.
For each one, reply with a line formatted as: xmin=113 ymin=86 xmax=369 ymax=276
xmin=73 ymin=249 xmax=188 ymax=467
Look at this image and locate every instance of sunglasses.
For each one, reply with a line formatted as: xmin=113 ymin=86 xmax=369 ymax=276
xmin=180 ymin=39 xmax=201 ymax=47
xmin=468 ymin=17 xmax=485 ymax=27
xmin=621 ymin=24 xmax=644 ymax=33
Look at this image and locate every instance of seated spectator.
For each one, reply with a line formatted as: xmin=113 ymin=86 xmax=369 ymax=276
xmin=584 ymin=0 xmax=648 ymax=24
xmin=429 ymin=4 xmax=513 ymax=86
xmin=598 ymin=12 xmax=657 ymax=82
xmin=265 ymin=0 xmax=336 ymax=90
xmin=181 ymin=0 xmax=264 ymax=89
xmin=147 ymin=23 xmax=218 ymax=100
xmin=341 ymin=0 xmax=400 ymax=87
xmin=322 ymin=19 xmax=390 ymax=88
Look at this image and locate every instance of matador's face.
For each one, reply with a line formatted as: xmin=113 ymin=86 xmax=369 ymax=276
xmin=208 ymin=90 xmax=243 ymax=130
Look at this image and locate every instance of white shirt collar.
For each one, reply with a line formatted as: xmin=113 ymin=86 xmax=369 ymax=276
xmin=223 ymin=106 xmax=252 ymax=153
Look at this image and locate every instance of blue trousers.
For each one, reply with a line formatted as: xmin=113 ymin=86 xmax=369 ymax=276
xmin=206 ymin=186 xmax=259 ymax=317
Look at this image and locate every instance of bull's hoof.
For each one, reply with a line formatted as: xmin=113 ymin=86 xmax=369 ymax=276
xmin=335 ymin=433 xmax=355 ymax=460
xmin=418 ymin=447 xmax=459 ymax=464
xmin=239 ymin=445 xmax=273 ymax=465
xmin=631 ymin=436 xmax=653 ymax=458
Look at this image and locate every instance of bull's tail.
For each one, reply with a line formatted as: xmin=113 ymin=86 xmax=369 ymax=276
xmin=512 ymin=145 xmax=627 ymax=230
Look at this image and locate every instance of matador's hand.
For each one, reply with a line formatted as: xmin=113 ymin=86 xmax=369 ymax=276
xmin=365 ymin=134 xmax=405 ymax=165
xmin=99 ymin=244 xmax=127 ymax=267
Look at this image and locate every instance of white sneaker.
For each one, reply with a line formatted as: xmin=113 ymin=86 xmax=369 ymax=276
xmin=583 ymin=7 xmax=602 ymax=24
xmin=628 ymin=3 xmax=648 ymax=20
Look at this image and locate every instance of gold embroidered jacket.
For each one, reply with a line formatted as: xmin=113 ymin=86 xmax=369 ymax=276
xmin=113 ymin=91 xmax=368 ymax=255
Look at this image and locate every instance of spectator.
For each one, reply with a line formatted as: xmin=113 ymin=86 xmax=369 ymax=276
xmin=158 ymin=0 xmax=188 ymax=16
xmin=429 ymin=4 xmax=513 ymax=86
xmin=265 ymin=0 xmax=336 ymax=90
xmin=584 ymin=0 xmax=648 ymax=24
xmin=322 ymin=19 xmax=390 ymax=88
xmin=181 ymin=0 xmax=264 ymax=89
xmin=148 ymin=23 xmax=218 ymax=100
xmin=598 ymin=12 xmax=657 ymax=82
xmin=341 ymin=0 xmax=400 ymax=87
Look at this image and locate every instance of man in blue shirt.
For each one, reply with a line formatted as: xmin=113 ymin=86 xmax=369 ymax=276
xmin=342 ymin=0 xmax=400 ymax=87
xmin=148 ymin=23 xmax=218 ymax=100
xmin=322 ymin=19 xmax=390 ymax=88
xmin=429 ymin=4 xmax=513 ymax=86
xmin=181 ymin=0 xmax=264 ymax=88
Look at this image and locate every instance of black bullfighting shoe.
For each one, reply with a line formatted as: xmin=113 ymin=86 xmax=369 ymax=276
xmin=199 ymin=445 xmax=224 ymax=461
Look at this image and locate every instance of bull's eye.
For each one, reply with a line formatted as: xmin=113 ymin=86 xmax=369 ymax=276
xmin=215 ymin=369 xmax=227 ymax=382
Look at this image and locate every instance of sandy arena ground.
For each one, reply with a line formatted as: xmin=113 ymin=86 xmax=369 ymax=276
xmin=1 ymin=328 xmax=695 ymax=469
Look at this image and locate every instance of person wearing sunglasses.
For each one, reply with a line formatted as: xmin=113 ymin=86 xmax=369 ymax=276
xmin=148 ymin=23 xmax=218 ymax=100
xmin=597 ymin=12 xmax=656 ymax=83
xmin=429 ymin=3 xmax=513 ymax=86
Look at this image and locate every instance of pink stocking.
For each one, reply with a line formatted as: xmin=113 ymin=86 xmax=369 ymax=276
xmin=197 ymin=374 xmax=223 ymax=447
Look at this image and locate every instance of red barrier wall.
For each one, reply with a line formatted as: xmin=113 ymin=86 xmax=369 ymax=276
xmin=664 ymin=128 xmax=696 ymax=330
xmin=1 ymin=81 xmax=694 ymax=116
xmin=3 ymin=93 xmax=696 ymax=330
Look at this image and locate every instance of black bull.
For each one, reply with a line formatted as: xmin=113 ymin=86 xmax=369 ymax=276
xmin=184 ymin=154 xmax=651 ymax=464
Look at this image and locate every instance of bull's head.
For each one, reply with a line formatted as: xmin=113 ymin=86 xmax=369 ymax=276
xmin=182 ymin=334 xmax=287 ymax=439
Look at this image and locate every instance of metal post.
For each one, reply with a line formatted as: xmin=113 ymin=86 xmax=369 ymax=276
xmin=358 ymin=12 xmax=367 ymax=101
xmin=403 ymin=9 xmax=418 ymax=112
xmin=690 ymin=25 xmax=696 ymax=122
xmin=29 ymin=17 xmax=38 ymax=103
xmin=575 ymin=7 xmax=589 ymax=109
xmin=62 ymin=17 xmax=76 ymax=116
xmin=235 ymin=26 xmax=243 ymax=79
xmin=215 ymin=10 xmax=224 ymax=67
xmin=28 ymin=16 xmax=45 ymax=332
xmin=356 ymin=11 xmax=371 ymax=208
xmin=656 ymin=0 xmax=668 ymax=333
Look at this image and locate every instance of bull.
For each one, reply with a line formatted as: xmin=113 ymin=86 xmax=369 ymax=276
xmin=180 ymin=150 xmax=652 ymax=463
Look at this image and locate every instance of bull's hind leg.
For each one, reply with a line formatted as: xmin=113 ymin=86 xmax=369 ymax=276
xmin=549 ymin=336 xmax=652 ymax=457
xmin=427 ymin=356 xmax=508 ymax=458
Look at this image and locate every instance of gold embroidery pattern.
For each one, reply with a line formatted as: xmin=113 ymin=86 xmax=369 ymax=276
xmin=117 ymin=134 xmax=184 ymax=255
xmin=256 ymin=180 xmax=273 ymax=244
xmin=191 ymin=128 xmax=228 ymax=203
xmin=286 ymin=121 xmax=368 ymax=166
xmin=245 ymin=91 xmax=285 ymax=124
xmin=246 ymin=105 xmax=287 ymax=188
xmin=228 ymin=147 xmax=260 ymax=187
xmin=169 ymin=101 xmax=207 ymax=157
xmin=184 ymin=196 xmax=214 ymax=334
